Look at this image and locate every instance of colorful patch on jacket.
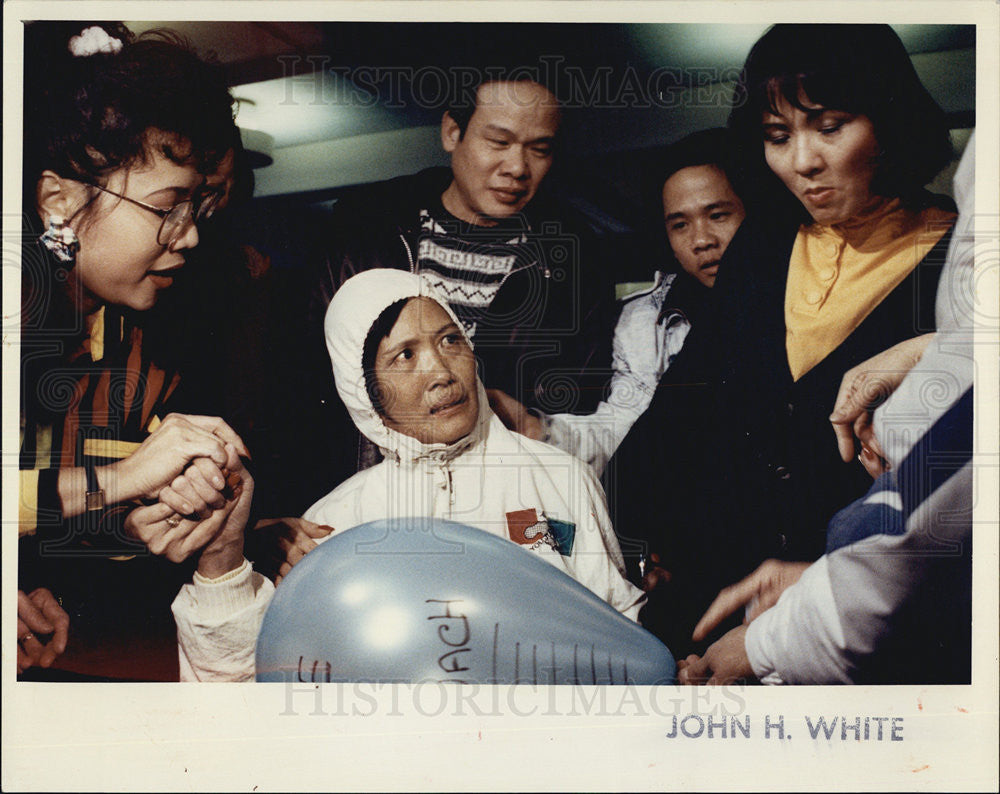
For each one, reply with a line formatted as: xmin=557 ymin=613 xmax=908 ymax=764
xmin=505 ymin=508 xmax=575 ymax=557
xmin=546 ymin=518 xmax=576 ymax=556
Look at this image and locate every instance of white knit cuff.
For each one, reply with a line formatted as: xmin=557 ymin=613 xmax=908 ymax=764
xmin=189 ymin=558 xmax=257 ymax=621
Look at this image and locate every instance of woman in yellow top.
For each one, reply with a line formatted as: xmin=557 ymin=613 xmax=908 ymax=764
xmin=18 ymin=22 xmax=251 ymax=678
xmin=646 ymin=24 xmax=959 ymax=632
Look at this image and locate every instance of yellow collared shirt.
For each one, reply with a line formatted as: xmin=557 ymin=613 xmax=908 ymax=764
xmin=785 ymin=198 xmax=955 ymax=381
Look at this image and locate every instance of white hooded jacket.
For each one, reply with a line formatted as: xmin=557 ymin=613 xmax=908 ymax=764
xmin=172 ymin=270 xmax=643 ymax=681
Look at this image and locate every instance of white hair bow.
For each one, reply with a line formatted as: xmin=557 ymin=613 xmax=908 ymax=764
xmin=68 ymin=26 xmax=123 ymax=57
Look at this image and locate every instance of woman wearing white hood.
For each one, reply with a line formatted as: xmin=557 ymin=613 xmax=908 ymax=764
xmin=172 ymin=269 xmax=644 ymax=681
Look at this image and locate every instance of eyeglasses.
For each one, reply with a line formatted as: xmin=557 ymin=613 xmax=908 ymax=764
xmin=90 ymin=183 xmax=222 ymax=246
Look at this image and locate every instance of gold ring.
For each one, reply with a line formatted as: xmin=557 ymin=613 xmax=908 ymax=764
xmin=20 ymin=633 xmax=35 ymax=643
xmin=165 ymin=514 xmax=182 ymax=528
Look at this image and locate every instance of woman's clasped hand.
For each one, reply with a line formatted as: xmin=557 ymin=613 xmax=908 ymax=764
xmin=124 ymin=429 xmax=249 ymax=563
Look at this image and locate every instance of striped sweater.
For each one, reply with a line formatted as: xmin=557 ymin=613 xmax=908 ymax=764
xmin=19 ymin=304 xmax=180 ymax=552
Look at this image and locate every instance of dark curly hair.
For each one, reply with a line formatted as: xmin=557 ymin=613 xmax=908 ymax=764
xmin=23 ymin=22 xmax=237 ymax=208
xmin=727 ymin=24 xmax=953 ymax=222
xmin=20 ymin=22 xmax=240 ymax=394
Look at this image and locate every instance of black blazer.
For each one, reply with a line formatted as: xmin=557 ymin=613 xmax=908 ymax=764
xmin=607 ymin=213 xmax=953 ymax=657
xmin=713 ymin=217 xmax=952 ymax=563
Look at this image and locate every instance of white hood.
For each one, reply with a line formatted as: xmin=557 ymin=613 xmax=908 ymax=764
xmin=323 ymin=269 xmax=490 ymax=465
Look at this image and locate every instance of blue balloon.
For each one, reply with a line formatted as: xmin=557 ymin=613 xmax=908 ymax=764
xmin=256 ymin=518 xmax=675 ymax=684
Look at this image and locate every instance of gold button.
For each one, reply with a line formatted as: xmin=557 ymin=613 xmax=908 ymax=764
xmin=805 ymin=291 xmax=823 ymax=305
xmin=821 ymin=268 xmax=836 ymax=281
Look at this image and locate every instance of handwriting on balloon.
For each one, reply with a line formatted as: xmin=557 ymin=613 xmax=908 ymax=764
xmin=296 ymin=655 xmax=332 ymax=683
xmin=427 ymin=599 xmax=471 ymax=679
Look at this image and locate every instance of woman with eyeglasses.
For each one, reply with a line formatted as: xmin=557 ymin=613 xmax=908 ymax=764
xmin=18 ymin=22 xmax=252 ymax=679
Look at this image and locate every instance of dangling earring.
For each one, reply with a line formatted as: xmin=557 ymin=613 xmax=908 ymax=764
xmin=40 ymin=215 xmax=80 ymax=263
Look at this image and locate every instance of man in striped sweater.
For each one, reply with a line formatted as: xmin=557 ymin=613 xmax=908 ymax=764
xmin=265 ymin=74 xmax=617 ymax=523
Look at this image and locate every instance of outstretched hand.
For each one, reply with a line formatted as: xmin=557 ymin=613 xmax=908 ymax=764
xmin=678 ymin=625 xmax=752 ymax=685
xmin=251 ymin=518 xmax=335 ymax=585
xmin=17 ymin=588 xmax=70 ymax=674
xmin=692 ymin=559 xmax=811 ymax=642
xmin=830 ymin=334 xmax=933 ymax=477
xmin=486 ymin=389 xmax=545 ymax=440
xmin=676 ymin=559 xmax=810 ymax=685
xmin=641 ymin=552 xmax=672 ymax=593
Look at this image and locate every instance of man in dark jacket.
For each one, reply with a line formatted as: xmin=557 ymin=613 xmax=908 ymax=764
xmin=603 ymin=129 xmax=749 ymax=660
